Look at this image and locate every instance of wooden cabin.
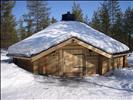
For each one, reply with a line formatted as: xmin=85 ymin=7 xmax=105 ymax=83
xmin=8 ymin=12 xmax=129 ymax=77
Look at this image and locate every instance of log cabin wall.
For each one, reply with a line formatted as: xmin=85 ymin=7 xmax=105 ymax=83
xmin=45 ymin=50 xmax=59 ymax=75
xmin=111 ymin=55 xmax=128 ymax=70
xmin=34 ymin=43 xmax=104 ymax=76
xmin=100 ymin=56 xmax=110 ymax=75
xmin=13 ymin=58 xmax=33 ymax=72
xmin=33 ymin=50 xmax=60 ymax=75
xmin=61 ymin=43 xmax=84 ymax=77
xmin=13 ymin=43 xmax=127 ymax=77
xmin=85 ymin=49 xmax=99 ymax=76
xmin=123 ymin=55 xmax=128 ymax=67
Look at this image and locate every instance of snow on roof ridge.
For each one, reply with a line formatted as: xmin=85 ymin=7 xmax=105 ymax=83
xmin=8 ymin=21 xmax=129 ymax=57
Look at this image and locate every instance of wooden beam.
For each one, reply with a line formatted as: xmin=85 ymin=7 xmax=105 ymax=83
xmin=14 ymin=56 xmax=31 ymax=60
xmin=59 ymin=49 xmax=63 ymax=75
xmin=74 ymin=39 xmax=112 ymax=58
xmin=83 ymin=48 xmax=86 ymax=76
xmin=112 ymin=53 xmax=127 ymax=58
xmin=98 ymin=55 xmax=101 ymax=74
xmin=123 ymin=55 xmax=128 ymax=67
xmin=32 ymin=61 xmax=38 ymax=74
xmin=62 ymin=46 xmax=83 ymax=49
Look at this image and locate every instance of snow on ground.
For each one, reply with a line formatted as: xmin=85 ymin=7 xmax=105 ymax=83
xmin=1 ymin=49 xmax=10 ymax=61
xmin=1 ymin=51 xmax=133 ymax=100
xmin=128 ymin=52 xmax=133 ymax=67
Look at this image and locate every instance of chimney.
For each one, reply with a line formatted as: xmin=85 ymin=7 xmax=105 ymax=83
xmin=62 ymin=11 xmax=75 ymax=21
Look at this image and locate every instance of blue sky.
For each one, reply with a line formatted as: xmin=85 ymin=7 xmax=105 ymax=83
xmin=13 ymin=1 xmax=133 ymax=21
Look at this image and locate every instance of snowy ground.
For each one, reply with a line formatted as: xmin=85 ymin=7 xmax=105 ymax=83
xmin=1 ymin=51 xmax=133 ymax=100
xmin=128 ymin=52 xmax=133 ymax=67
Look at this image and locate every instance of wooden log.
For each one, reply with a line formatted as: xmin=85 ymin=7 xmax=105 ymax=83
xmin=32 ymin=61 xmax=39 ymax=74
xmin=13 ymin=57 xmax=33 ymax=72
xmin=59 ymin=49 xmax=63 ymax=75
xmin=100 ymin=57 xmax=109 ymax=75
xmin=123 ymin=55 xmax=128 ymax=67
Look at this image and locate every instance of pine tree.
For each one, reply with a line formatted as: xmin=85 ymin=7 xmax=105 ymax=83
xmin=123 ymin=7 xmax=133 ymax=50
xmin=90 ymin=1 xmax=132 ymax=50
xmin=17 ymin=17 xmax=27 ymax=40
xmin=72 ymin=2 xmax=84 ymax=22
xmin=26 ymin=1 xmax=50 ymax=33
xmin=23 ymin=14 xmax=33 ymax=37
xmin=91 ymin=1 xmax=122 ymax=37
xmin=99 ymin=2 xmax=110 ymax=35
xmin=84 ymin=15 xmax=90 ymax=25
xmin=1 ymin=1 xmax=18 ymax=48
xmin=107 ymin=0 xmax=121 ymax=26
xmin=113 ymin=11 xmax=124 ymax=41
xmin=107 ymin=0 xmax=122 ymax=37
xmin=50 ymin=17 xmax=57 ymax=24
xmin=90 ymin=11 xmax=101 ymax=31
xmin=91 ymin=2 xmax=110 ymax=35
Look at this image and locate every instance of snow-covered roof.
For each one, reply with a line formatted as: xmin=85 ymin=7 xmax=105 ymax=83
xmin=8 ymin=21 xmax=129 ymax=57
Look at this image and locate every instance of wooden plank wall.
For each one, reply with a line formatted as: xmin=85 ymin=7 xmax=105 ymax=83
xmin=123 ymin=55 xmax=128 ymax=67
xmin=45 ymin=51 xmax=59 ymax=75
xmin=112 ymin=56 xmax=125 ymax=69
xmin=34 ymin=50 xmax=59 ymax=75
xmin=14 ymin=42 xmax=128 ymax=76
xmin=13 ymin=58 xmax=33 ymax=72
xmin=100 ymin=57 xmax=109 ymax=75
xmin=62 ymin=43 xmax=99 ymax=76
xmin=61 ymin=43 xmax=84 ymax=77
xmin=85 ymin=50 xmax=98 ymax=76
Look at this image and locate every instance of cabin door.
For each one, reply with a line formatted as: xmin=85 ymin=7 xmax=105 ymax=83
xmin=63 ymin=49 xmax=84 ymax=77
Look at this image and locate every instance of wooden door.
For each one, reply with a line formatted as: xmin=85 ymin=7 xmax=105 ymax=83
xmin=63 ymin=49 xmax=84 ymax=77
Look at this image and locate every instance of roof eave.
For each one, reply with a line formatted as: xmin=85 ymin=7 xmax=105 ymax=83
xmin=8 ymin=37 xmax=129 ymax=61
